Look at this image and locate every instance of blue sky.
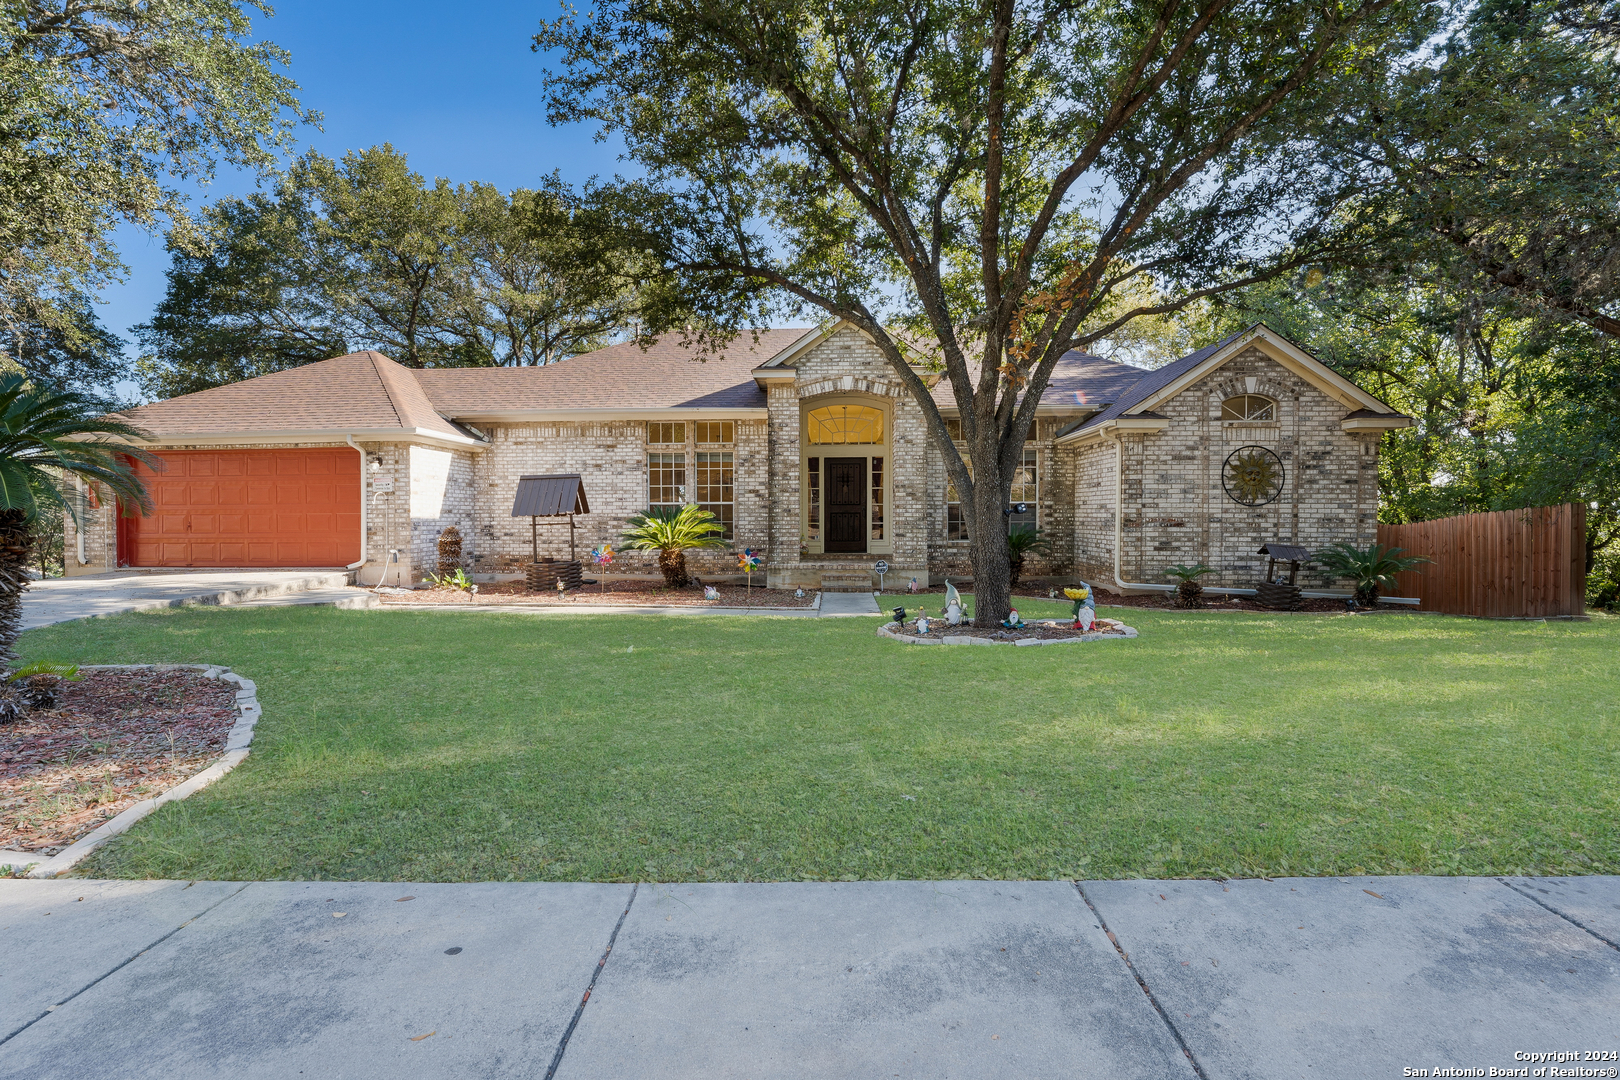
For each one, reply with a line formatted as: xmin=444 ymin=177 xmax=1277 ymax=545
xmin=102 ymin=0 xmax=622 ymax=375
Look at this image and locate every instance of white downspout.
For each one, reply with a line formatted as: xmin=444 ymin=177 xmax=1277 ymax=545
xmin=345 ymin=436 xmax=370 ymax=578
xmin=74 ymin=479 xmax=88 ymax=565
xmin=1109 ymin=432 xmax=1174 ymax=595
xmin=1105 ymin=429 xmax=1264 ymax=598
xmin=74 ymin=479 xmax=89 ymax=566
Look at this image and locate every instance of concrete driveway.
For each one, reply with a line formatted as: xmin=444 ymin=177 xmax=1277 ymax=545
xmin=20 ymin=570 xmax=375 ymax=630
xmin=0 ymin=875 xmax=1613 ymax=1079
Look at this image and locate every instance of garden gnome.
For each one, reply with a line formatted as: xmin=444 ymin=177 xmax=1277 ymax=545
xmin=1064 ymin=583 xmax=1096 ymax=631
xmin=908 ymin=577 xmax=919 ymax=593
xmin=943 ymin=580 xmax=964 ymax=625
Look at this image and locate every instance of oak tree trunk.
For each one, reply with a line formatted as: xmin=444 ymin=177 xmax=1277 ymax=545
xmin=968 ymin=442 xmax=1012 ymax=628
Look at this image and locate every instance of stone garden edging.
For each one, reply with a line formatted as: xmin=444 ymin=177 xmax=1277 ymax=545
xmin=877 ymin=621 xmax=1139 ymax=647
xmin=21 ymin=664 xmax=259 ymax=879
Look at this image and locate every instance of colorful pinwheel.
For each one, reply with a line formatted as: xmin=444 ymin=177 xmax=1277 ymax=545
xmin=737 ymin=548 xmax=763 ymax=604
xmin=590 ymin=545 xmax=615 ymax=594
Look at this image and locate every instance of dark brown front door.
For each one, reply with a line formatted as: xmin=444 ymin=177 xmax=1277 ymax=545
xmin=824 ymin=457 xmax=866 ymax=553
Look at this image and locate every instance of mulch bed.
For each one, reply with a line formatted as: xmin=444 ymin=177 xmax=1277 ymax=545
xmin=378 ymin=580 xmax=816 ymax=608
xmin=0 ymin=669 xmax=238 ymax=857
xmin=896 ymin=617 xmax=1132 ymax=642
xmin=901 ymin=583 xmax=1360 ymax=614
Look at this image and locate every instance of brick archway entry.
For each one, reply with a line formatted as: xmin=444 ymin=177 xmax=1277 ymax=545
xmin=119 ymin=449 xmax=361 ymax=567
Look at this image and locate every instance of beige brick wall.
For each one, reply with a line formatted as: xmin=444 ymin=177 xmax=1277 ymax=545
xmin=466 ymin=418 xmax=769 ymax=578
xmin=1069 ymin=345 xmax=1382 ymax=589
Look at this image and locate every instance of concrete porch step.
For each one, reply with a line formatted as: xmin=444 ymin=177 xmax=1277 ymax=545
xmin=820 ymin=573 xmax=875 ymax=592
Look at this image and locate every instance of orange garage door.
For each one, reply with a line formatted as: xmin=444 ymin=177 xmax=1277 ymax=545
xmin=121 ymin=449 xmax=362 ymax=567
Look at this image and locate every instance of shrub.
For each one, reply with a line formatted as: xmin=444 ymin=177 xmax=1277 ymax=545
xmin=621 ymin=505 xmax=728 ymax=587
xmin=1316 ymin=542 xmax=1428 ymax=606
xmin=1163 ymin=563 xmax=1214 ymax=608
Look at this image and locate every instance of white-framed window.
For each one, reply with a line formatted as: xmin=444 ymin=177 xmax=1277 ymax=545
xmin=1221 ymin=395 xmax=1275 ymax=421
xmin=696 ymin=420 xmax=734 ymax=446
xmin=1009 ymin=447 xmax=1038 ymax=534
xmin=695 ymin=451 xmax=734 ymax=538
xmin=806 ymin=457 xmax=821 ymax=542
xmin=870 ymin=457 xmax=884 ymax=541
xmin=945 ymin=461 xmax=971 ymax=542
xmin=648 ymin=452 xmax=685 ymax=513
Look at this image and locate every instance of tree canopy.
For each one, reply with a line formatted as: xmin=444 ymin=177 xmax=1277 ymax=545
xmin=0 ymin=0 xmax=311 ymax=367
xmin=537 ymin=0 xmax=1447 ymax=623
xmin=136 ymin=145 xmax=642 ymax=397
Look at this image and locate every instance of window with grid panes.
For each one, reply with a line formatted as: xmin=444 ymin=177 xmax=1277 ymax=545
xmin=870 ymin=457 xmax=884 ymax=540
xmin=1008 ymin=447 xmax=1038 ymax=533
xmin=946 ymin=462 xmax=971 ymax=541
xmin=806 ymin=457 xmax=820 ymax=541
xmin=696 ymin=420 xmax=734 ymax=445
xmin=695 ymin=451 xmax=734 ymax=538
xmin=647 ymin=421 xmax=686 ymax=445
xmin=647 ymin=453 xmax=686 ymax=513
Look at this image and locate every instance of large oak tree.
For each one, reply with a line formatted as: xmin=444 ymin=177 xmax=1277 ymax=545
xmin=537 ymin=0 xmax=1443 ymax=624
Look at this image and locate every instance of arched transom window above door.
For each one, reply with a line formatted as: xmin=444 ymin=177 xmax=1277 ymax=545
xmin=1221 ymin=394 xmax=1276 ymax=421
xmin=806 ymin=404 xmax=884 ymax=444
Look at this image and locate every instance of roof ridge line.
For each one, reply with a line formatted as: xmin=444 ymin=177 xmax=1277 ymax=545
xmin=366 ymin=350 xmax=412 ymax=429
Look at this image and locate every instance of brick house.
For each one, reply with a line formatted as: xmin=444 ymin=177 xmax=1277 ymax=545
xmin=67 ymin=322 xmax=1409 ymax=592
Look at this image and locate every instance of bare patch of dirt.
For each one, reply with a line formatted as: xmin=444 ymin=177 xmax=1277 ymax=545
xmin=0 ymin=669 xmax=238 ymax=856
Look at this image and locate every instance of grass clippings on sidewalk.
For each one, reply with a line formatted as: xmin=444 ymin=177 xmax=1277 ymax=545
xmin=16 ymin=600 xmax=1620 ymax=882
xmin=1 ymin=668 xmax=237 ymax=855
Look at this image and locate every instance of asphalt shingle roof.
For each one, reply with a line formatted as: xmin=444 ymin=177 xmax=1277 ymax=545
xmin=119 ymin=328 xmax=1244 ymax=442
xmin=115 ymin=351 xmax=471 ymax=440
xmin=415 ymin=331 xmax=807 ymax=414
xmin=1068 ymin=328 xmax=1251 ymax=433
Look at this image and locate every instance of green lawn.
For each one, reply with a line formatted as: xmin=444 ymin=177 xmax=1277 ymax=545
xmin=18 ymin=601 xmax=1619 ymax=882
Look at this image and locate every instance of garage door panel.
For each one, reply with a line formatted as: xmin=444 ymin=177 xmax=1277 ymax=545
xmin=125 ymin=450 xmax=361 ymax=567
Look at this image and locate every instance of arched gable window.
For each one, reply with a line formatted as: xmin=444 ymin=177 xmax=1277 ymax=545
xmin=1221 ymin=394 xmax=1276 ymax=421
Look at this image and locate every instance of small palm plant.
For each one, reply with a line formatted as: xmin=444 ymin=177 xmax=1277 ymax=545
xmin=1006 ymin=527 xmax=1050 ymax=587
xmin=1164 ymin=563 xmax=1214 ymax=608
xmin=0 ymin=373 xmax=156 ymax=674
xmin=1316 ymin=542 xmax=1428 ymax=606
xmin=621 ymin=504 xmax=727 ymax=587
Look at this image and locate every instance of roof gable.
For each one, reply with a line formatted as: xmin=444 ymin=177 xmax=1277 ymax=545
xmin=1063 ymin=324 xmax=1399 ymax=438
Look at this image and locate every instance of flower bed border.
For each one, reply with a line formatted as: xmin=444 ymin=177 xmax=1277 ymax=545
xmin=877 ymin=619 xmax=1139 ymax=647
xmin=12 ymin=664 xmax=259 ymax=879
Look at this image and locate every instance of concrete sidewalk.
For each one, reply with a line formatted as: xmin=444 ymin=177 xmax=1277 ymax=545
xmin=0 ymin=876 xmax=1613 ymax=1079
xmin=20 ymin=570 xmax=376 ymax=630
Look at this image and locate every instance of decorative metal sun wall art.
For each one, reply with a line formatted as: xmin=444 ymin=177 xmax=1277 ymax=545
xmin=1222 ymin=445 xmax=1285 ymax=506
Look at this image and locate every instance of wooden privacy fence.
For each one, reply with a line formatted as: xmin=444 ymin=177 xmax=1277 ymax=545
xmin=1376 ymin=504 xmax=1587 ymax=619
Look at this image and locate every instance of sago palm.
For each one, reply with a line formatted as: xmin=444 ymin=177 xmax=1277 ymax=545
xmin=1163 ymin=563 xmax=1213 ymax=608
xmin=1006 ymin=527 xmax=1050 ymax=587
xmin=1316 ymin=542 xmax=1427 ymax=606
xmin=620 ymin=504 xmax=727 ymax=587
xmin=0 ymin=373 xmax=155 ymax=671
